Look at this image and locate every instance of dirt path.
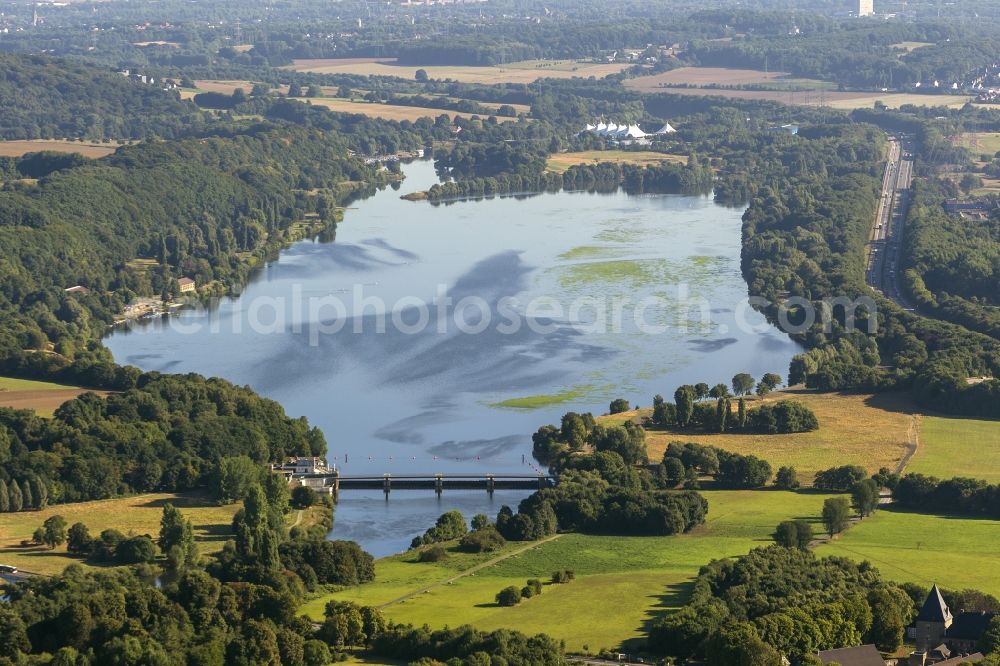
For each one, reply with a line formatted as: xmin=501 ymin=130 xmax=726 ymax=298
xmin=894 ymin=413 xmax=922 ymax=476
xmin=290 ymin=510 xmax=303 ymax=528
xmin=378 ymin=534 xmax=563 ymax=609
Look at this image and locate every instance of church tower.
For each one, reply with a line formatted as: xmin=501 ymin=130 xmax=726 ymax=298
xmin=915 ymin=584 xmax=953 ymax=651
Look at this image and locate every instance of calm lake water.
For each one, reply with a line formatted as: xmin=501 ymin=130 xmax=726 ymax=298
xmin=105 ymin=160 xmax=802 ymax=556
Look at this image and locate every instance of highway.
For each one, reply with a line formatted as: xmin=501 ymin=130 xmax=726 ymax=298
xmin=866 ymin=135 xmax=916 ymax=310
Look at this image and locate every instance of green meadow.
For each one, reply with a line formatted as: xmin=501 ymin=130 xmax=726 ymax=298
xmin=304 ymin=489 xmax=844 ymax=652
xmin=907 ymin=415 xmax=1000 ymax=482
xmin=819 ymin=506 xmax=1000 ymax=598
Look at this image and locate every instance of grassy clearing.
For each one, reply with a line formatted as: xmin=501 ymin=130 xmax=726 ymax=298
xmin=306 ymin=489 xmax=843 ymax=652
xmin=608 ymin=389 xmax=917 ymax=483
xmin=283 ymin=59 xmax=628 ymax=84
xmin=0 ymin=376 xmax=110 ymax=417
xmin=907 ymin=415 xmax=1000 ymax=482
xmin=892 ymin=41 xmax=934 ymax=52
xmin=546 ymin=150 xmax=687 ymax=174
xmin=0 ymin=492 xmax=240 ymax=575
xmin=951 ymin=131 xmax=1000 ymax=155
xmin=0 ymin=140 xmax=118 ymax=158
xmin=819 ymin=506 xmax=1000 ymax=598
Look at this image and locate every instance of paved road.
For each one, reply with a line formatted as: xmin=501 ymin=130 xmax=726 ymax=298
xmin=866 ymin=136 xmax=916 ymax=310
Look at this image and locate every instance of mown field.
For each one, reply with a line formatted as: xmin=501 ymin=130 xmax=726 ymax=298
xmin=0 ymin=376 xmax=110 ymax=417
xmin=283 ymin=58 xmax=628 ymax=84
xmin=907 ymin=414 xmax=1000 ymax=482
xmin=0 ymin=492 xmax=240 ymax=575
xmin=546 ymin=150 xmax=688 ymax=174
xmin=819 ymin=506 xmax=1000 ymax=598
xmin=303 ymin=489 xmax=843 ymax=652
xmin=604 ymin=389 xmax=917 ymax=483
xmin=0 ymin=139 xmax=118 ymax=158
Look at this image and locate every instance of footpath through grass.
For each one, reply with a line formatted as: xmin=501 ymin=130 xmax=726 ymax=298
xmin=818 ymin=505 xmax=1000 ymax=598
xmin=304 ymin=489 xmax=843 ymax=652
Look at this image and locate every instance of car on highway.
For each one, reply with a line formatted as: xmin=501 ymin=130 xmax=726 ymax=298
xmin=0 ymin=565 xmax=18 ymax=574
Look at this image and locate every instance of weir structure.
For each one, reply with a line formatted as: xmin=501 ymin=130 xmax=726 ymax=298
xmin=286 ymin=472 xmax=554 ymax=500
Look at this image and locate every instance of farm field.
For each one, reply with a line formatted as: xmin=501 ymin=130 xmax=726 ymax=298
xmin=906 ymin=415 xmax=1000 ymax=482
xmin=606 ymin=389 xmax=917 ymax=483
xmin=189 ymin=81 xmax=518 ymax=122
xmin=819 ymin=506 xmax=1000 ymax=598
xmin=546 ymin=150 xmax=688 ymax=174
xmin=0 ymin=139 xmax=118 ymax=158
xmin=0 ymin=376 xmax=111 ymax=417
xmin=283 ymin=58 xmax=628 ymax=84
xmin=305 ymin=97 xmax=518 ymax=122
xmin=625 ymin=77 xmax=973 ymax=110
xmin=625 ymin=66 xmax=831 ymax=90
xmin=0 ymin=492 xmax=240 ymax=575
xmin=303 ymin=489 xmax=843 ymax=652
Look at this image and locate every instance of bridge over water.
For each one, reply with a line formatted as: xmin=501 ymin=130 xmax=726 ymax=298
xmin=287 ymin=472 xmax=554 ymax=499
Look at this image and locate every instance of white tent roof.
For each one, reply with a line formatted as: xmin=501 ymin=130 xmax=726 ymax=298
xmin=654 ymin=123 xmax=677 ymax=134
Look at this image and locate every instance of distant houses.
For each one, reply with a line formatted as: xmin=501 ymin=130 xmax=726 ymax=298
xmin=176 ymin=277 xmax=196 ymax=294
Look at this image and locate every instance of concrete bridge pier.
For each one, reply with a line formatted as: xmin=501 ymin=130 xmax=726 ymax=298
xmin=487 ymin=475 xmax=495 ymax=498
xmin=434 ymin=474 xmax=443 ymax=497
xmin=383 ymin=474 xmax=391 ymax=500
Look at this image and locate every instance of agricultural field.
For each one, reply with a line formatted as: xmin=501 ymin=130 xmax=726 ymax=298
xmin=0 ymin=376 xmax=110 ymax=417
xmin=283 ymin=58 xmax=629 ymax=84
xmin=189 ymin=80 xmax=519 ymax=122
xmin=304 ymin=489 xmax=843 ymax=652
xmin=0 ymin=139 xmax=118 ymax=158
xmin=546 ymin=150 xmax=688 ymax=174
xmin=625 ymin=66 xmax=831 ymax=90
xmin=625 ymin=76 xmax=973 ymax=110
xmin=607 ymin=389 xmax=917 ymax=483
xmin=819 ymin=506 xmax=1000 ymax=598
xmin=305 ymin=97 xmax=518 ymax=122
xmin=906 ymin=415 xmax=1000 ymax=482
xmin=0 ymin=492 xmax=240 ymax=575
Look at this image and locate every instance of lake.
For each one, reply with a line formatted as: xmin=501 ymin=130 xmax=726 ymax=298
xmin=105 ymin=160 xmax=802 ymax=556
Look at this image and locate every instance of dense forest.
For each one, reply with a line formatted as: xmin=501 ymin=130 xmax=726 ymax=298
xmin=0 ymin=55 xmax=212 ymax=141
xmin=0 ymin=121 xmax=395 ymax=370
xmin=903 ymin=176 xmax=1000 ymax=340
xmin=0 ymin=372 xmax=325 ymax=506
xmin=647 ymin=545 xmax=956 ymax=664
